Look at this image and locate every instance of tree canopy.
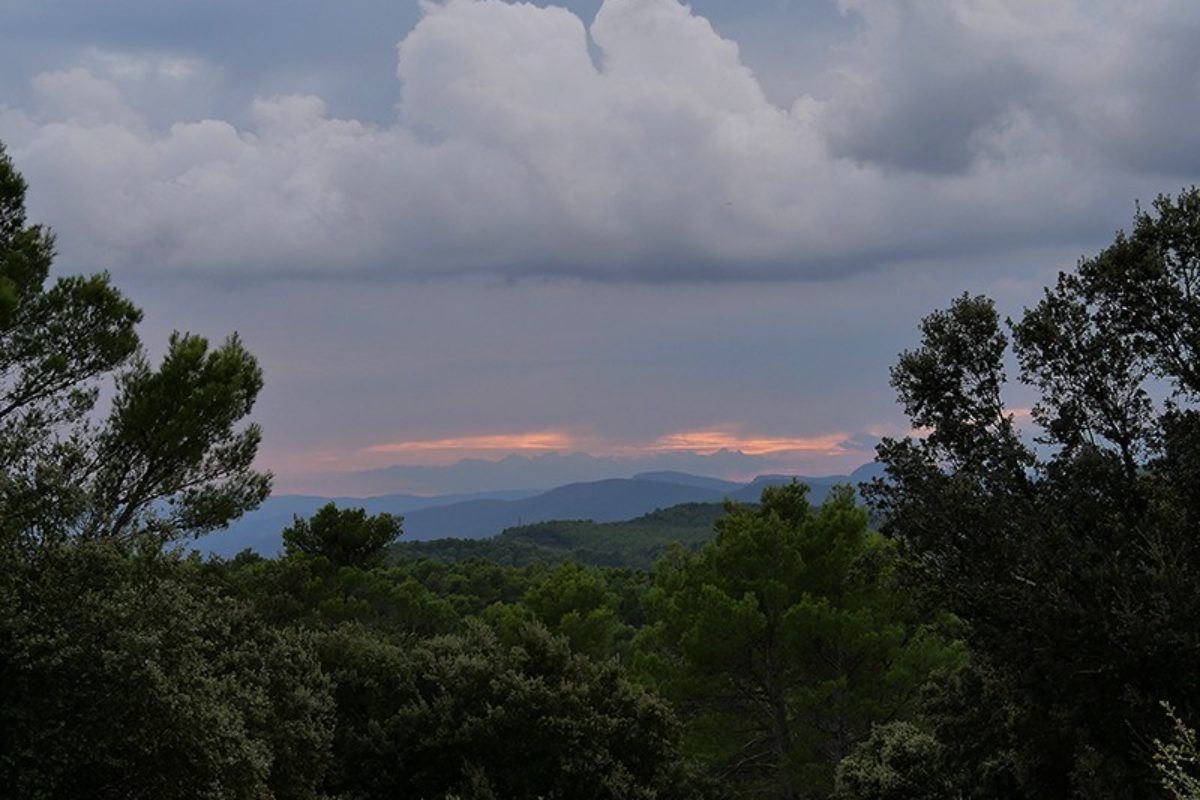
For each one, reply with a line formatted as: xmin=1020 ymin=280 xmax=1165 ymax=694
xmin=640 ymin=483 xmax=961 ymax=799
xmin=282 ymin=502 xmax=402 ymax=568
xmin=0 ymin=540 xmax=334 ymax=800
xmin=865 ymin=187 xmax=1200 ymax=797
xmin=317 ymin=621 xmax=709 ymax=800
xmin=0 ymin=143 xmax=269 ymax=551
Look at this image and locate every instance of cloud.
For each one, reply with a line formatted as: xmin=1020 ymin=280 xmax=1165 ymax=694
xmin=821 ymin=0 xmax=1200 ymax=175
xmin=644 ymin=430 xmax=849 ymax=456
xmin=354 ymin=425 xmax=857 ymax=471
xmin=0 ymin=0 xmax=1194 ymax=282
xmin=31 ymin=67 xmax=146 ymax=129
xmin=364 ymin=430 xmax=575 ymax=458
xmin=820 ymin=1 xmax=1038 ymax=173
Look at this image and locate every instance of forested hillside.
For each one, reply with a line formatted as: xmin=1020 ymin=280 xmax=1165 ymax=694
xmin=391 ymin=501 xmax=726 ymax=567
xmin=5 ymin=144 xmax=1200 ymax=798
xmin=198 ymin=467 xmax=886 ymax=557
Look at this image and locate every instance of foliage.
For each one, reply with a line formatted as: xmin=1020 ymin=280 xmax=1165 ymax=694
xmin=392 ymin=502 xmax=726 ymax=568
xmin=519 ymin=561 xmax=627 ymax=659
xmin=865 ymin=188 xmax=1200 ymax=796
xmin=833 ymin=722 xmax=948 ymax=800
xmin=214 ymin=550 xmax=462 ymax=638
xmin=0 ymin=541 xmax=334 ymax=800
xmin=282 ymin=502 xmax=402 ymax=568
xmin=316 ymin=621 xmax=711 ymax=800
xmin=0 ymin=146 xmax=309 ymax=797
xmin=83 ymin=331 xmax=270 ymax=542
xmin=0 ymin=144 xmax=269 ymax=551
xmin=640 ymin=483 xmax=962 ymax=799
xmin=1156 ymin=703 xmax=1200 ymax=800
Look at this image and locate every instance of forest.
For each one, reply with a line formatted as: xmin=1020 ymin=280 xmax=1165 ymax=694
xmin=4 ymin=141 xmax=1200 ymax=799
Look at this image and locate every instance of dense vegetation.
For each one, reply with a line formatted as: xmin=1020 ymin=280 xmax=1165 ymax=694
xmin=859 ymin=187 xmax=1200 ymax=797
xmin=4 ymin=141 xmax=1200 ymax=798
xmin=392 ymin=502 xmax=726 ymax=568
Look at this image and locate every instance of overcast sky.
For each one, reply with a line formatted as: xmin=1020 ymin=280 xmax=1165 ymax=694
xmin=2 ymin=0 xmax=1197 ymax=494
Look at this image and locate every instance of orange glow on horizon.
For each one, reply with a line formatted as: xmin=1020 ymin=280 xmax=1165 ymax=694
xmin=645 ymin=430 xmax=850 ymax=456
xmin=364 ymin=431 xmax=576 ymax=455
xmin=360 ymin=428 xmax=853 ymax=460
xmin=263 ymin=425 xmax=889 ymax=493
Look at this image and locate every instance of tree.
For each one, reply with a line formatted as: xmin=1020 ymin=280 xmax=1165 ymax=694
xmin=0 ymin=141 xmax=308 ymax=796
xmin=833 ymin=722 xmax=949 ymax=800
xmin=215 ymin=547 xmax=461 ymax=638
xmin=0 ymin=142 xmax=269 ymax=550
xmin=520 ymin=561 xmax=626 ymax=659
xmin=865 ymin=188 xmax=1200 ymax=797
xmin=0 ymin=541 xmax=334 ymax=799
xmin=282 ymin=502 xmax=402 ymax=569
xmin=640 ymin=483 xmax=961 ymax=800
xmin=316 ymin=621 xmax=711 ymax=800
xmin=1155 ymin=704 xmax=1200 ymax=800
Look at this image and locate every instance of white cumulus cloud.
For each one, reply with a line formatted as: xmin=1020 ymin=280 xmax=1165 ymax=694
xmin=0 ymin=0 xmax=1192 ymax=281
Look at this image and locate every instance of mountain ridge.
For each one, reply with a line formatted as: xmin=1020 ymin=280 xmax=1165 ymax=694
xmin=193 ymin=463 xmax=885 ymax=558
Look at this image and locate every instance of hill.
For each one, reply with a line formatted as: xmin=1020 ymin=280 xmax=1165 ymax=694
xmin=392 ymin=502 xmax=728 ymax=569
xmin=194 ymin=464 xmax=885 ymax=557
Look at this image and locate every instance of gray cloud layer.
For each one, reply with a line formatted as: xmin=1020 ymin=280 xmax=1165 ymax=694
xmin=821 ymin=0 xmax=1200 ymax=176
xmin=1 ymin=0 xmax=1193 ymax=283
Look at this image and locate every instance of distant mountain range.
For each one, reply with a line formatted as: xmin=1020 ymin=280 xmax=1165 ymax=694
xmin=191 ymin=462 xmax=885 ymax=558
xmin=316 ymin=446 xmax=881 ymax=496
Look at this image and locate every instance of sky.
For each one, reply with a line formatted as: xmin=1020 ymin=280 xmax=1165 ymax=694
xmin=1 ymin=0 xmax=1197 ymax=495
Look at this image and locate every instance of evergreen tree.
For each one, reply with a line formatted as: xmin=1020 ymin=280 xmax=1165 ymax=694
xmin=866 ymin=188 xmax=1200 ymax=796
xmin=282 ymin=502 xmax=402 ymax=569
xmin=0 ymin=143 xmax=269 ymax=550
xmin=641 ymin=483 xmax=961 ymax=799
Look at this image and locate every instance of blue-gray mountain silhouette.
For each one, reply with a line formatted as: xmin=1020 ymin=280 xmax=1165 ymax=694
xmin=193 ymin=463 xmax=885 ymax=558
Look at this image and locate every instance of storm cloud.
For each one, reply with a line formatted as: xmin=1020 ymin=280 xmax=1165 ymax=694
xmin=1 ymin=0 xmax=1191 ymax=283
xmin=0 ymin=0 xmax=1194 ymax=494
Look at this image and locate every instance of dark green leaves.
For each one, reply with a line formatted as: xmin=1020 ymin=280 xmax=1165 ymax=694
xmin=318 ymin=621 xmax=704 ymax=800
xmin=86 ymin=332 xmax=270 ymax=541
xmin=869 ymin=187 xmax=1200 ymax=797
xmin=642 ymin=483 xmax=960 ymax=798
xmin=0 ymin=144 xmax=268 ymax=551
xmin=282 ymin=503 xmax=402 ymax=569
xmin=0 ymin=542 xmax=334 ymax=800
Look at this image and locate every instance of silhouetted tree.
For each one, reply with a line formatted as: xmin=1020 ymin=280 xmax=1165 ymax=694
xmin=866 ymin=188 xmax=1200 ymax=797
xmin=0 ymin=143 xmax=269 ymax=551
xmin=282 ymin=503 xmax=402 ymax=568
